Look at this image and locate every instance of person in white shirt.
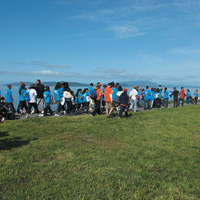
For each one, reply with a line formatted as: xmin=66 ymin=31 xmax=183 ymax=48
xmin=129 ymin=86 xmax=138 ymax=112
xmin=26 ymin=84 xmax=41 ymax=118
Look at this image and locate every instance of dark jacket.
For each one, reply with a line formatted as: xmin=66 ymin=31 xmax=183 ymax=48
xmin=36 ymin=83 xmax=45 ymax=98
xmin=119 ymin=92 xmax=129 ymax=106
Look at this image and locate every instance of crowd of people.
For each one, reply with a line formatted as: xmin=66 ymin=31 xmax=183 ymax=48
xmin=0 ymin=80 xmax=199 ymax=123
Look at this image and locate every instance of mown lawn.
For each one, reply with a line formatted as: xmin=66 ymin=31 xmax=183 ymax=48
xmin=0 ymin=106 xmax=200 ymax=200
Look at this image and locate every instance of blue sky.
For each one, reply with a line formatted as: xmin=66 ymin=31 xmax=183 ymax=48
xmin=0 ymin=0 xmax=200 ymax=85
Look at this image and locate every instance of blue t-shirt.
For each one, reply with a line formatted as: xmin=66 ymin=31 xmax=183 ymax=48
xmin=5 ymin=89 xmax=12 ymax=103
xmin=186 ymin=92 xmax=190 ymax=97
xmin=101 ymin=88 xmax=105 ymax=101
xmin=44 ymin=91 xmax=51 ymax=103
xmin=88 ymin=87 xmax=94 ymax=95
xmin=150 ymin=91 xmax=155 ymax=100
xmin=78 ymin=93 xmax=84 ymax=103
xmin=194 ymin=93 xmax=199 ymax=97
xmin=54 ymin=88 xmax=62 ymax=102
xmin=112 ymin=88 xmax=118 ymax=101
xmin=164 ymin=91 xmax=169 ymax=99
xmin=19 ymin=89 xmax=26 ymax=101
xmin=83 ymin=91 xmax=89 ymax=102
xmin=144 ymin=89 xmax=151 ymax=100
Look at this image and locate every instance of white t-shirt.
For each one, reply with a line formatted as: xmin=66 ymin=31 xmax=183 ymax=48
xmin=29 ymin=89 xmax=37 ymax=103
xmin=129 ymin=89 xmax=138 ymax=100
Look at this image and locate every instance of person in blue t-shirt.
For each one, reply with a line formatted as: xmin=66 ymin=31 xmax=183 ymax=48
xmin=17 ymin=81 xmax=24 ymax=113
xmin=43 ymin=86 xmax=53 ymax=116
xmin=5 ymin=84 xmax=16 ymax=113
xmin=186 ymin=89 xmax=191 ymax=104
xmin=54 ymin=82 xmax=62 ymax=116
xmin=82 ymin=88 xmax=90 ymax=114
xmin=88 ymin=83 xmax=94 ymax=110
xmin=150 ymin=88 xmax=155 ymax=109
xmin=75 ymin=89 xmax=84 ymax=113
xmin=18 ymin=83 xmax=28 ymax=113
xmin=143 ymin=86 xmax=151 ymax=110
xmin=194 ymin=89 xmax=199 ymax=105
xmin=163 ymin=87 xmax=169 ymax=108
xmin=112 ymin=85 xmax=118 ymax=109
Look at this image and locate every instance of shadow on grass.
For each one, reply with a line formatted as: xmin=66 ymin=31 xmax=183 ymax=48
xmin=0 ymin=132 xmax=9 ymax=137
xmin=0 ymin=137 xmax=38 ymax=150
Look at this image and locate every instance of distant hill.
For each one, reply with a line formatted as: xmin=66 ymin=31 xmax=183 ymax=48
xmin=119 ymin=80 xmax=159 ymax=87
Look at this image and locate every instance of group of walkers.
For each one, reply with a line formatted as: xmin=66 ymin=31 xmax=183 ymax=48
xmin=0 ymin=80 xmax=199 ymax=122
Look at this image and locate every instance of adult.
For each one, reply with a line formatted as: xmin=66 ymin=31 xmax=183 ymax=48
xmin=119 ymin=88 xmax=129 ymax=118
xmin=36 ymin=79 xmax=45 ymax=113
xmin=143 ymin=86 xmax=151 ymax=110
xmin=104 ymin=82 xmax=113 ymax=118
xmin=5 ymin=84 xmax=16 ymax=113
xmin=129 ymin=86 xmax=138 ymax=112
xmin=172 ymin=87 xmax=179 ymax=107
xmin=26 ymin=84 xmax=40 ymax=118
xmin=179 ymin=87 xmax=185 ymax=106
xmin=91 ymin=83 xmax=102 ymax=116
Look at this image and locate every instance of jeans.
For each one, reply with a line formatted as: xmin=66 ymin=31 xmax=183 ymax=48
xmin=56 ymin=100 xmax=60 ymax=114
xmin=119 ymin=105 xmax=128 ymax=118
xmin=186 ymin=96 xmax=190 ymax=104
xmin=155 ymin=98 xmax=161 ymax=108
xmin=44 ymin=103 xmax=53 ymax=115
xmin=174 ymin=98 xmax=179 ymax=107
xmin=92 ymin=100 xmax=101 ymax=115
xmin=195 ymin=97 xmax=198 ymax=104
xmin=179 ymin=98 xmax=184 ymax=106
xmin=130 ymin=99 xmax=137 ymax=112
xmin=144 ymin=100 xmax=150 ymax=110
xmin=163 ymin=98 xmax=168 ymax=108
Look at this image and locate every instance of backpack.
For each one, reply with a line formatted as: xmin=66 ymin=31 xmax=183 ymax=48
xmin=90 ymin=89 xmax=97 ymax=99
xmin=25 ymin=91 xmax=30 ymax=101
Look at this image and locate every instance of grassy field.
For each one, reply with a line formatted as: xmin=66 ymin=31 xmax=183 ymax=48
xmin=0 ymin=106 xmax=200 ymax=200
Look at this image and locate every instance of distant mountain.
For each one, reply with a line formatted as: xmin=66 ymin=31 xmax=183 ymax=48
xmin=4 ymin=81 xmax=88 ymax=87
xmin=119 ymin=80 xmax=159 ymax=87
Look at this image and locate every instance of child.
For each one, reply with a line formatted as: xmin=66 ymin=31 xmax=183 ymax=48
xmin=43 ymin=86 xmax=53 ymax=116
xmin=82 ymin=88 xmax=90 ymax=114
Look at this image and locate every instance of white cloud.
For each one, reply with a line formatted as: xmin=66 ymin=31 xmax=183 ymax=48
xmin=110 ymin=25 xmax=146 ymax=39
xmin=9 ymin=61 xmax=71 ymax=69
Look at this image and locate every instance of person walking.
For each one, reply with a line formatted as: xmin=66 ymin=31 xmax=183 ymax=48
xmin=143 ymin=86 xmax=151 ymax=110
xmin=194 ymin=89 xmax=199 ymax=104
xmin=5 ymin=84 xmax=16 ymax=113
xmin=36 ymin=79 xmax=45 ymax=113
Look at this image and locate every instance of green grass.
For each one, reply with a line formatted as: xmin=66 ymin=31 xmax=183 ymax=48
xmin=1 ymin=106 xmax=200 ymax=199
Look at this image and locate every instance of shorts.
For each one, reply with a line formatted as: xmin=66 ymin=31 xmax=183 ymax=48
xmin=106 ymin=102 xmax=113 ymax=110
xmin=37 ymin=98 xmax=44 ymax=107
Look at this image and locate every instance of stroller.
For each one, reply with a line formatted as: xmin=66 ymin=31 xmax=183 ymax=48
xmin=0 ymin=97 xmax=15 ymax=120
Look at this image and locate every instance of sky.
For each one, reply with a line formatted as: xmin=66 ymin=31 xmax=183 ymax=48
xmin=0 ymin=0 xmax=200 ymax=86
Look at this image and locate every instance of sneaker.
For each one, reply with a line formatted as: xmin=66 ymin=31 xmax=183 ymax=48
xmin=25 ymin=115 xmax=29 ymax=119
xmin=31 ymin=111 xmax=34 ymax=114
xmin=90 ymin=114 xmax=94 ymax=117
xmin=39 ymin=114 xmax=44 ymax=117
xmin=55 ymin=114 xmax=60 ymax=117
xmin=42 ymin=111 xmax=44 ymax=114
xmin=63 ymin=111 xmax=66 ymax=115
